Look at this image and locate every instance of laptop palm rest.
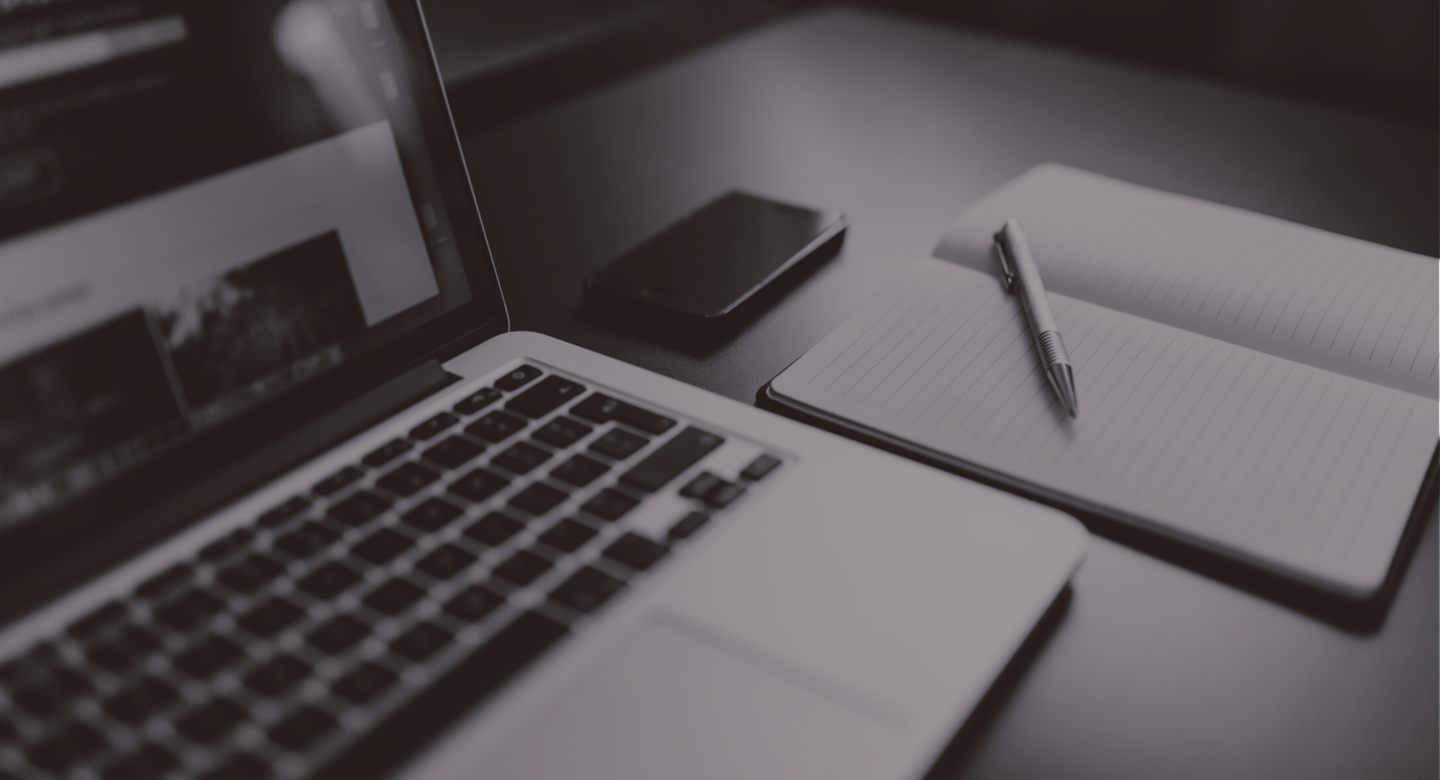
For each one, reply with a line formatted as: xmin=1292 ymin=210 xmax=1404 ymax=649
xmin=480 ymin=618 xmax=900 ymax=780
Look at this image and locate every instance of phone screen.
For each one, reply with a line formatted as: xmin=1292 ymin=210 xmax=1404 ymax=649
xmin=585 ymin=192 xmax=845 ymax=319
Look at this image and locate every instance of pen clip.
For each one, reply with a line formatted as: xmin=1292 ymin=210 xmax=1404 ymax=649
xmin=993 ymin=229 xmax=1018 ymax=293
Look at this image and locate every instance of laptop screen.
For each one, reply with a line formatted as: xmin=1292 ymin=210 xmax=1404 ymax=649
xmin=0 ymin=0 xmax=501 ymax=533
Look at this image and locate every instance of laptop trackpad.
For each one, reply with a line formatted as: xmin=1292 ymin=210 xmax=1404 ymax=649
xmin=485 ymin=619 xmax=901 ymax=780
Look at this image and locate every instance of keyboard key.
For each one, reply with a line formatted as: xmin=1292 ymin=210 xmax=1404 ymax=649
xmin=67 ymin=601 xmax=128 ymax=639
xmin=492 ymin=550 xmax=552 ymax=586
xmin=350 ymin=528 xmax=414 ymax=565
xmin=101 ymin=743 xmax=177 ymax=780
xmin=154 ymin=588 xmax=224 ymax=631
xmin=296 ymin=561 xmax=362 ymax=599
xmin=740 ymin=453 xmax=782 ymax=481
xmin=307 ymin=615 xmax=370 ymax=655
xmin=363 ymin=438 xmax=413 ymax=468
xmin=391 ymin=621 xmax=453 ymax=662
xmin=314 ymin=466 xmax=364 ymax=496
xmin=175 ymin=697 xmax=246 ymax=743
xmin=268 ymin=705 xmax=337 ymax=751
xmin=103 ymin=677 xmax=178 ymax=724
xmin=217 ymin=553 xmax=285 ymax=594
xmin=532 ymin=416 xmax=593 ymax=448
xmin=680 ymin=471 xmax=722 ymax=498
xmin=332 ymin=662 xmax=397 ymax=704
xmin=199 ymin=527 xmax=255 ymax=562
xmin=549 ymin=454 xmax=609 ymax=487
xmin=415 ymin=544 xmax=477 ymax=581
xmin=364 ymin=578 xmax=425 ymax=616
xmin=26 ymin=721 xmax=107 ymax=772
xmin=569 ymin=393 xmax=677 ymax=434
xmin=493 ymin=365 xmax=543 ymax=391
xmin=610 ymin=403 xmax=677 ymax=435
xmin=580 ymin=488 xmax=638 ymax=522
xmin=568 ymin=393 xmax=623 ymax=424
xmin=549 ymin=567 xmax=625 ymax=614
xmin=449 ymin=468 xmax=510 ymax=503
xmin=173 ymin=636 xmax=245 ymax=678
xmin=492 ymin=441 xmax=552 ymax=474
xmin=706 ymin=481 xmax=747 ymax=508
xmin=508 ymin=483 xmax=568 ymax=515
xmin=86 ymin=625 xmax=160 ymax=673
xmin=257 ymin=496 xmax=311 ymax=528
xmin=537 ymin=518 xmax=597 ymax=553
xmin=603 ymin=533 xmax=669 ymax=571
xmin=668 ymin=511 xmax=711 ymax=540
xmin=402 ymin=497 xmax=465 ymax=531
xmin=620 ymin=427 xmax=724 ymax=492
xmin=11 ymin=667 xmax=92 ymax=718
xmin=453 ymin=386 xmax=503 ymax=415
xmin=244 ymin=654 xmax=310 ymax=697
xmin=410 ymin=412 xmax=459 ymax=441
xmin=463 ymin=512 xmax=524 ymax=546
xmin=466 ymin=411 xmax=528 ymax=443
xmin=273 ymin=522 xmax=340 ymax=560
xmin=588 ymin=428 xmax=649 ymax=460
xmin=299 ymin=612 xmax=566 ymax=780
xmin=238 ymin=597 xmax=305 ymax=638
xmin=444 ymin=585 xmax=505 ymax=622
xmin=377 ymin=462 xmax=441 ymax=497
xmin=423 ymin=436 xmax=485 ymax=470
xmin=328 ymin=490 xmax=393 ymax=526
xmin=135 ymin=563 xmax=193 ymax=600
xmin=0 ymin=647 xmax=49 ymax=685
xmin=505 ymin=376 xmax=585 ymax=419
xmin=199 ymin=753 xmax=270 ymax=780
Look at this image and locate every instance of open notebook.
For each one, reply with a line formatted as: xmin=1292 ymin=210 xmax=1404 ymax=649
xmin=768 ymin=165 xmax=1438 ymax=600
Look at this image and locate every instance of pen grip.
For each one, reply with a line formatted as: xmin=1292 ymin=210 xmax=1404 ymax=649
xmin=1037 ymin=329 xmax=1071 ymax=367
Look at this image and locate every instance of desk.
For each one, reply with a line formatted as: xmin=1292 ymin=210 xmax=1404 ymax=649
xmin=449 ymin=9 xmax=1438 ymax=779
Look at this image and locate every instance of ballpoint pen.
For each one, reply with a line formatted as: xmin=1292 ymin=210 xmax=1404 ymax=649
xmin=994 ymin=218 xmax=1079 ymax=417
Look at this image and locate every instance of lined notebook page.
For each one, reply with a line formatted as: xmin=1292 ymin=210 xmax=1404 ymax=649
xmin=773 ymin=258 xmax=1437 ymax=592
xmin=935 ymin=165 xmax=1439 ymax=399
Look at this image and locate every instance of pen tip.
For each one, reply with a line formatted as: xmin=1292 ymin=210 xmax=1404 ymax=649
xmin=1049 ymin=364 xmax=1079 ymax=418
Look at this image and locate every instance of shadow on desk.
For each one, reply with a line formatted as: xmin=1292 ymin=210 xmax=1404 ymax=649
xmin=922 ymin=585 xmax=1074 ymax=780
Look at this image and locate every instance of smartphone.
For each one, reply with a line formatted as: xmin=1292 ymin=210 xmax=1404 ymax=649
xmin=584 ymin=191 xmax=847 ymax=321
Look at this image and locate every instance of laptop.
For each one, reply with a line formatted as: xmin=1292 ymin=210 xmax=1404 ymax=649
xmin=0 ymin=2 xmax=1087 ymax=779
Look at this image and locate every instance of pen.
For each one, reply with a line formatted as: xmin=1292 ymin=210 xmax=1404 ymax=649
xmin=994 ymin=218 xmax=1079 ymax=417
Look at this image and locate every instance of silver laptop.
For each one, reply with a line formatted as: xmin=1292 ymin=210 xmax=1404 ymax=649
xmin=0 ymin=2 xmax=1087 ymax=779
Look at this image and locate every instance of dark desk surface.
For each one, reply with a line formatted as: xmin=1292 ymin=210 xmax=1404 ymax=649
xmin=453 ymin=9 xmax=1438 ymax=779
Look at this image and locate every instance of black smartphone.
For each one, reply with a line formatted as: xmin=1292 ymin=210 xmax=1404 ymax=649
xmin=584 ymin=191 xmax=847 ymax=321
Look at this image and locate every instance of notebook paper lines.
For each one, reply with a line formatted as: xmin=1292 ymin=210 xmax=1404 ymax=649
xmin=1068 ymin=330 xmax=1197 ymax=478
xmin=1258 ymin=381 xmax=1363 ymax=546
xmin=782 ymin=258 xmax=1434 ymax=574
xmin=852 ymin=267 xmax=988 ymax=405
xmin=1328 ymin=396 xmax=1423 ymax=559
xmin=1195 ymin=371 xmax=1332 ymax=523
xmin=814 ymin=261 xmax=961 ymax=393
xmin=1097 ymin=338 xmax=1222 ymax=493
xmin=936 ymin=165 xmax=1439 ymax=397
xmin=872 ymin=286 xmax=1015 ymax=412
xmin=1412 ymin=312 xmax=1438 ymax=376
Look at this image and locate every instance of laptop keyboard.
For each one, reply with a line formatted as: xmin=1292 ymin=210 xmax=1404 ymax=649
xmin=0 ymin=364 xmax=787 ymax=780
